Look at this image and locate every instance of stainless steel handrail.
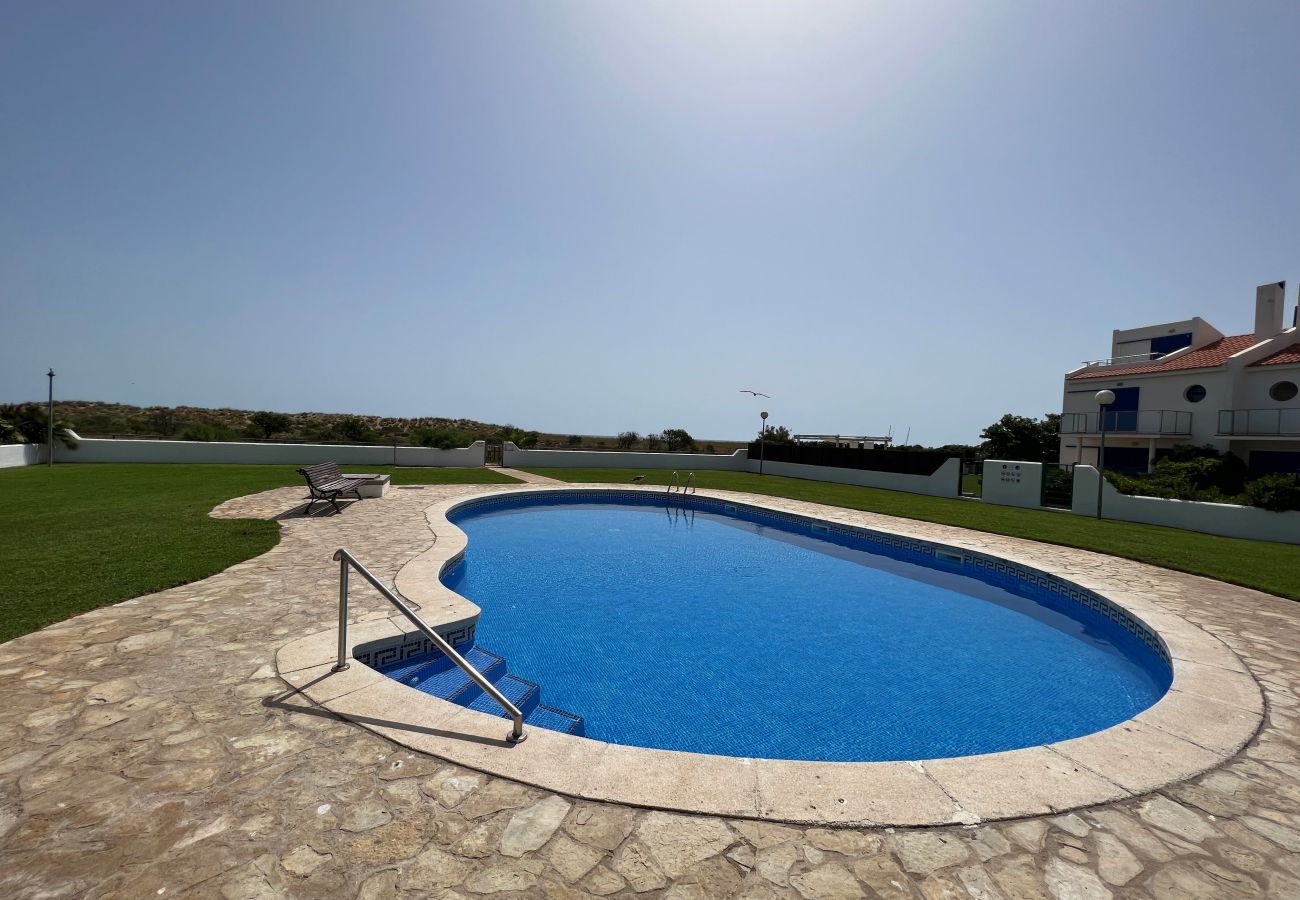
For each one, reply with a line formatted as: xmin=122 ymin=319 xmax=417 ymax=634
xmin=666 ymin=471 xmax=680 ymax=493
xmin=1080 ymin=349 xmax=1179 ymax=367
xmin=684 ymin=472 xmax=696 ymax=494
xmin=331 ymin=548 xmax=526 ymax=743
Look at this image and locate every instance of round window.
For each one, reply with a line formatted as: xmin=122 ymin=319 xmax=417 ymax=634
xmin=1184 ymin=384 xmax=1207 ymax=403
xmin=1270 ymin=381 xmax=1298 ymax=402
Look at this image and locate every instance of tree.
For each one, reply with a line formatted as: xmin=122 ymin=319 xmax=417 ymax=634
xmin=979 ymin=413 xmax=1060 ymax=462
xmin=616 ymin=431 xmax=640 ymax=449
xmin=662 ymin=428 xmax=697 ymax=452
xmin=248 ymin=411 xmax=292 ymax=439
xmin=332 ymin=417 xmax=378 ymax=443
xmin=148 ymin=408 xmax=178 ymax=436
xmin=757 ymin=424 xmax=793 ymax=444
xmin=0 ymin=404 xmax=79 ymax=448
xmin=567 ymin=434 xmax=583 ymax=446
xmin=644 ymin=433 xmax=663 ymax=451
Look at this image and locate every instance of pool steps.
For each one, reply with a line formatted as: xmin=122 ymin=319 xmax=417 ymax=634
xmin=376 ymin=646 xmax=585 ymax=736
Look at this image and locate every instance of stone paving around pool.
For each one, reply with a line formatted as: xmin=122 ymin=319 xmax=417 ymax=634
xmin=1 ymin=482 xmax=1300 ymax=899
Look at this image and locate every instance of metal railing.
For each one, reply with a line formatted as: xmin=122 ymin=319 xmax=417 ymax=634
xmin=331 ymin=548 xmax=526 ymax=743
xmin=665 ymin=471 xmax=697 ymax=494
xmin=1059 ymin=409 xmax=1192 ymax=435
xmin=1079 ymin=351 xmax=1170 ymax=368
xmin=1217 ymin=408 xmax=1300 ymax=436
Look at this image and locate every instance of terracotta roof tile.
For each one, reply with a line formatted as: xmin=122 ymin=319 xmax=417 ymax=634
xmin=1069 ymin=334 xmax=1259 ymax=380
xmin=1250 ymin=341 xmax=1300 ymax=368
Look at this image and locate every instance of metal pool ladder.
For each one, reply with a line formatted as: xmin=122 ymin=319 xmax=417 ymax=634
xmin=330 ymin=548 xmax=526 ymax=744
xmin=665 ymin=471 xmax=697 ymax=494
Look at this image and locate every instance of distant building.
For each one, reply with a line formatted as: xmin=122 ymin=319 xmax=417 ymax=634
xmin=1060 ymin=282 xmax=1300 ymax=475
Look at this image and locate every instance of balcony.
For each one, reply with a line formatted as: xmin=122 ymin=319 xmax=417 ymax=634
xmin=1059 ymin=410 xmax=1192 ymax=435
xmin=1078 ymin=350 xmax=1171 ymax=370
xmin=1217 ymin=408 xmax=1300 ymax=437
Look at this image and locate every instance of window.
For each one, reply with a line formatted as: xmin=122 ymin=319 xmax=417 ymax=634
xmin=1184 ymin=384 xmax=1206 ymax=403
xmin=1270 ymin=381 xmax=1298 ymax=402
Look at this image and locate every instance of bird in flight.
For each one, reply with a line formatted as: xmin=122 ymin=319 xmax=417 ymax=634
xmin=739 ymin=390 xmax=771 ymax=398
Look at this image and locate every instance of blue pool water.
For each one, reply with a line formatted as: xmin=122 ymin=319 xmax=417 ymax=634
xmin=427 ymin=494 xmax=1170 ymax=762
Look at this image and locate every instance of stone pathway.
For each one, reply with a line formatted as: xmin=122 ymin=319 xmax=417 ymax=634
xmin=1 ymin=482 xmax=1300 ymax=899
xmin=492 ymin=468 xmax=563 ymax=485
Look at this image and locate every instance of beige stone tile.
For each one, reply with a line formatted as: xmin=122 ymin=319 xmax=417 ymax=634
xmin=282 ymin=660 xmax=383 ymax=703
xmin=1049 ymin=719 xmax=1225 ymax=795
xmin=1136 ymin=688 xmax=1263 ymax=754
xmin=277 ymin=617 xmax=403 ymax=674
xmin=581 ymin=744 xmax=761 ymax=818
xmin=275 ymin=630 xmax=344 ymax=674
xmin=924 ymin=746 xmax=1131 ymax=820
xmin=1171 ymin=658 xmax=1265 ymax=713
xmin=754 ymin=759 xmax=963 ymax=826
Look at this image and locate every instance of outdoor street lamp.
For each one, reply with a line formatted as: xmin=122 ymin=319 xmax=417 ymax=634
xmin=1095 ymin=389 xmax=1115 ymax=518
xmin=46 ymin=368 xmax=55 ymax=468
xmin=759 ymin=411 xmax=769 ymax=476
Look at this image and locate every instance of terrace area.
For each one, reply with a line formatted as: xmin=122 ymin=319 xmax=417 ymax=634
xmin=1 ymin=464 xmax=1299 ymax=898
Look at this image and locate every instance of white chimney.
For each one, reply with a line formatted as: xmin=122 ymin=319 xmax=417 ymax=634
xmin=1255 ymin=281 xmax=1285 ymax=340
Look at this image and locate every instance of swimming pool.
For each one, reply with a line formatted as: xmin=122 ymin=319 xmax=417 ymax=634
xmin=389 ymin=491 xmax=1171 ymax=762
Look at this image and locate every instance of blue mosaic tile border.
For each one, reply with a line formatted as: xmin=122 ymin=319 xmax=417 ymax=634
xmin=449 ymin=489 xmax=1172 ymax=666
xmin=354 ymin=622 xmax=475 ymax=668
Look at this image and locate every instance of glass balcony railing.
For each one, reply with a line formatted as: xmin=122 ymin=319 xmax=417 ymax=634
xmin=1217 ymin=408 xmax=1300 ymax=436
xmin=1059 ymin=410 xmax=1192 ymax=435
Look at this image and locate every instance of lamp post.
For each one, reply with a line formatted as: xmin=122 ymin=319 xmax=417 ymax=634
xmin=1094 ymin=389 xmax=1115 ymax=518
xmin=46 ymin=368 xmax=55 ymax=468
xmin=759 ymin=411 xmax=768 ymax=476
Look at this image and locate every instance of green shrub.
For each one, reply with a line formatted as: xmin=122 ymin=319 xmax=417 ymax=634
xmin=1243 ymin=474 xmax=1300 ymax=512
xmin=1042 ymin=465 xmax=1073 ymax=498
xmin=331 ymin=417 xmax=379 ymax=443
xmin=413 ymin=427 xmax=472 ymax=450
xmin=1107 ymin=446 xmax=1248 ymax=503
xmin=179 ymin=423 xmax=240 ymax=442
xmin=1107 ymin=446 xmax=1299 ymax=512
xmin=1105 ymin=470 xmax=1234 ymax=504
xmin=496 ymin=427 xmax=539 ymax=448
xmin=247 ymin=411 xmax=292 ymax=439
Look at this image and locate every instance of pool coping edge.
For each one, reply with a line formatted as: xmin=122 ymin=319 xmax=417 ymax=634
xmin=274 ymin=483 xmax=1265 ymax=827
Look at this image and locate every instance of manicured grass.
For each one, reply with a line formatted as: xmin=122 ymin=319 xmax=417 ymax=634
xmin=523 ymin=467 xmax=1300 ymax=601
xmin=961 ymin=473 xmax=982 ymax=497
xmin=0 ymin=464 xmax=518 ymax=643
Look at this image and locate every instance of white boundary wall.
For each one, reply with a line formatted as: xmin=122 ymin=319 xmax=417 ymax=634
xmin=503 ymin=443 xmax=963 ymax=498
xmin=740 ymin=457 xmax=963 ymax=498
xmin=51 ymin=434 xmax=486 ymax=467
xmin=0 ymin=444 xmax=44 ymax=468
xmin=981 ymin=460 xmax=1045 ymax=508
xmin=1071 ymin=466 xmax=1300 ymax=544
xmin=503 ymin=445 xmax=748 ymax=470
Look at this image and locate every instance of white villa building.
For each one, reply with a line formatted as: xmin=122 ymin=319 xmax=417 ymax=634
xmin=1060 ymin=282 xmax=1300 ymax=476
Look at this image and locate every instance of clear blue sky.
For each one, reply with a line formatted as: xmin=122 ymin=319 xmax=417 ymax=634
xmin=3 ymin=1 xmax=1298 ymax=445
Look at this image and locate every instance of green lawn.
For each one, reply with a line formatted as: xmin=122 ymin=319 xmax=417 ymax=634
xmin=523 ymin=467 xmax=1300 ymax=601
xmin=0 ymin=464 xmax=518 ymax=643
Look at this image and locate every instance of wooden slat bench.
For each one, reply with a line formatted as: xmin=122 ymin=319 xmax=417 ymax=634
xmin=297 ymin=462 xmax=368 ymax=514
